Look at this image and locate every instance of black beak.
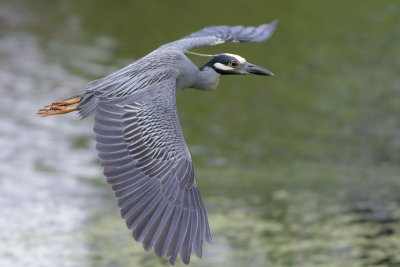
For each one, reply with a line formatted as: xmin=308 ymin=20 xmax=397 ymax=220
xmin=244 ymin=62 xmax=274 ymax=76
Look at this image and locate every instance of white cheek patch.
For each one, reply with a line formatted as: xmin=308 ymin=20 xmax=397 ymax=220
xmin=214 ymin=62 xmax=234 ymax=71
xmin=222 ymin=53 xmax=246 ymax=64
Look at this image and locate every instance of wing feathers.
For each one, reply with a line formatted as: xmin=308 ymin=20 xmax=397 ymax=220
xmin=93 ymin=80 xmax=211 ymax=264
xmin=131 ymin=193 xmax=163 ymax=239
xmin=154 ymin=206 xmax=175 ymax=257
xmin=161 ymin=20 xmax=278 ymax=52
xmin=141 ymin=200 xmax=168 ymax=248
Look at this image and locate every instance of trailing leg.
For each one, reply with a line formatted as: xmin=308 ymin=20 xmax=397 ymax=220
xmin=38 ymin=96 xmax=81 ymax=116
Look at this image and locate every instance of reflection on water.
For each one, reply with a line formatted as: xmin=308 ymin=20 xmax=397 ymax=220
xmin=0 ymin=2 xmax=102 ymax=266
xmin=87 ymin=164 xmax=400 ymax=267
xmin=1 ymin=0 xmax=400 ymax=267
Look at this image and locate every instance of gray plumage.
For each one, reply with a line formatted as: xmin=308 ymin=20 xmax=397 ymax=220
xmin=77 ymin=20 xmax=278 ymax=264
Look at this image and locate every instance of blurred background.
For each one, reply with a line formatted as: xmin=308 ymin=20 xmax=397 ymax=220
xmin=1 ymin=0 xmax=399 ymax=266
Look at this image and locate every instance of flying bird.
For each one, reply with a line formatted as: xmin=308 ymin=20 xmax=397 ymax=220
xmin=39 ymin=20 xmax=278 ymax=264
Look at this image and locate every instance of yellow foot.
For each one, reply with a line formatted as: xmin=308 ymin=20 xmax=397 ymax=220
xmin=38 ymin=105 xmax=78 ymax=116
xmin=38 ymin=96 xmax=81 ymax=117
xmin=45 ymin=97 xmax=81 ymax=107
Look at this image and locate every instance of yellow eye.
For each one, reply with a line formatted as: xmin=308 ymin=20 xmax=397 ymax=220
xmin=229 ymin=60 xmax=239 ymax=68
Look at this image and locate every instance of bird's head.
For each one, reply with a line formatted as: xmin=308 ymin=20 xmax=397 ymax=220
xmin=202 ymin=53 xmax=273 ymax=76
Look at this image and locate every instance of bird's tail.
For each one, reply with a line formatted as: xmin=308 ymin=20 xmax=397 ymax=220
xmin=38 ymin=95 xmax=82 ymax=117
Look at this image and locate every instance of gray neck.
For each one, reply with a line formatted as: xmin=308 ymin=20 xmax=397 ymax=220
xmin=175 ymin=57 xmax=220 ymax=90
xmin=191 ymin=67 xmax=220 ymax=90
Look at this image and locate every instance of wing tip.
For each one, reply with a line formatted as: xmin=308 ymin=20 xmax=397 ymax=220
xmin=258 ymin=19 xmax=279 ymax=41
xmin=258 ymin=19 xmax=279 ymax=32
xmin=127 ymin=204 xmax=211 ymax=265
xmin=260 ymin=18 xmax=279 ymax=28
xmin=269 ymin=19 xmax=279 ymax=32
xmin=271 ymin=18 xmax=279 ymax=26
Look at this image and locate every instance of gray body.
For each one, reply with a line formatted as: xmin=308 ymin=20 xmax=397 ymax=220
xmin=77 ymin=21 xmax=278 ymax=265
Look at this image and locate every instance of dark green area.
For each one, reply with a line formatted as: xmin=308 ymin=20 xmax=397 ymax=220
xmin=61 ymin=0 xmax=400 ymax=166
xmin=9 ymin=0 xmax=400 ymax=266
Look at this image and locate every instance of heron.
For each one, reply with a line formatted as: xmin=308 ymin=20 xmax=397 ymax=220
xmin=38 ymin=20 xmax=278 ymax=265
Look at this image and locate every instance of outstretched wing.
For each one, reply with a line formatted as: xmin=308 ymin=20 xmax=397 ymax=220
xmin=93 ymin=78 xmax=212 ymax=265
xmin=160 ymin=19 xmax=278 ymax=52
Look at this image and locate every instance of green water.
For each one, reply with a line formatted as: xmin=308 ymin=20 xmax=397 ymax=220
xmin=3 ymin=0 xmax=400 ymax=266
